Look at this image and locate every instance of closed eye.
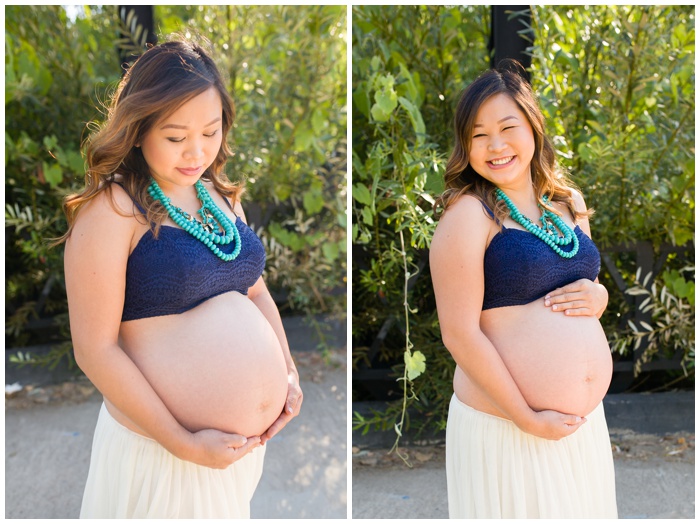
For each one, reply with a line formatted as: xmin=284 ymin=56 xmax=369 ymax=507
xmin=167 ymin=130 xmax=218 ymax=142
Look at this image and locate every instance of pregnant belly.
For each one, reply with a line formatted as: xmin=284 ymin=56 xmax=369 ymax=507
xmin=116 ymin=292 xmax=289 ymax=438
xmin=454 ymin=299 xmax=613 ymax=418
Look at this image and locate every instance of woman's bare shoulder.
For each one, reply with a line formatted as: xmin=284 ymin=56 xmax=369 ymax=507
xmin=432 ymin=194 xmax=492 ymax=247
xmin=568 ymin=187 xmax=588 ymax=213
xmin=69 ymin=184 xmax=137 ymax=246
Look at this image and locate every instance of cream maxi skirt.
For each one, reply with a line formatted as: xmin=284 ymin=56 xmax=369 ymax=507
xmin=446 ymin=394 xmax=617 ymax=519
xmin=80 ymin=403 xmax=265 ymax=518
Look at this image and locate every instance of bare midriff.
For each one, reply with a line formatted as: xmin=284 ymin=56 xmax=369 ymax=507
xmin=108 ymin=291 xmax=288 ymax=439
xmin=453 ymin=298 xmax=613 ymax=419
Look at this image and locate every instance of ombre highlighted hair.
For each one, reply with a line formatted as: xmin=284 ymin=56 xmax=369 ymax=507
xmin=58 ymin=36 xmax=242 ymax=243
xmin=434 ymin=60 xmax=590 ymax=224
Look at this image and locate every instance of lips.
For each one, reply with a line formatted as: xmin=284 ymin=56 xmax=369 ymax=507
xmin=176 ymin=166 xmax=202 ymax=176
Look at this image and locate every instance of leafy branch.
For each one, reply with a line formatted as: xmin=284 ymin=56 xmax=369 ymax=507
xmin=389 ymin=230 xmax=426 ymax=465
xmin=611 ymin=267 xmax=695 ymax=375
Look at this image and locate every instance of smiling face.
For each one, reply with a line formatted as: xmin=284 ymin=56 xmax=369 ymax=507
xmin=467 ymin=93 xmax=535 ymax=191
xmin=139 ymin=87 xmax=223 ymax=192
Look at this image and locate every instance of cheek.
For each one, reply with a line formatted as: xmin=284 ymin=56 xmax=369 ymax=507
xmin=519 ymin=129 xmax=536 ymax=150
xmin=142 ymin=142 xmax=172 ymax=167
xmin=521 ymin=134 xmax=536 ymax=158
xmin=468 ymin=143 xmax=483 ymax=164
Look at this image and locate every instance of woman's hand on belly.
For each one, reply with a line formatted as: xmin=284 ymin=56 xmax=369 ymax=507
xmin=543 ymin=278 xmax=609 ymax=318
xmin=186 ymin=428 xmax=262 ymax=469
xmin=521 ymin=408 xmax=588 ymax=441
xmin=260 ymin=369 xmax=303 ymax=444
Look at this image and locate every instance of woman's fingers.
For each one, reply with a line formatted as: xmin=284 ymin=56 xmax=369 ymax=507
xmin=287 ymin=389 xmax=303 ymax=415
xmin=225 ymin=433 xmax=251 ymax=449
xmin=189 ymin=429 xmax=262 ymax=469
xmin=262 ymin=413 xmax=292 ymax=444
xmin=544 ymin=279 xmax=601 ymax=316
xmin=564 ymin=414 xmax=587 ymax=427
xmin=228 ymin=435 xmax=261 ymax=454
xmin=531 ymin=410 xmax=588 ymax=440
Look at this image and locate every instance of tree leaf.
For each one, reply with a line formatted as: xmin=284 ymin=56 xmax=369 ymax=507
xmin=404 ymin=350 xmax=426 ymax=381
xmin=42 ymin=161 xmax=63 ymax=188
xmin=398 ymin=96 xmax=426 ymax=138
xmin=353 ymin=183 xmax=372 ymax=205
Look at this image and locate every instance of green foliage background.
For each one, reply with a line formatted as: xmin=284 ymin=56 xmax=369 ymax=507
xmin=5 ymin=6 xmax=347 ymax=363
xmin=352 ymin=5 xmax=694 ymax=436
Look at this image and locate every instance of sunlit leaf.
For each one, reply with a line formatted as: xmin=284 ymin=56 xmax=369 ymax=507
xmin=404 ymin=350 xmax=426 ymax=381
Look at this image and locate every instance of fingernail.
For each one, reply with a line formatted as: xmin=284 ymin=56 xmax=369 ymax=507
xmin=544 ymin=300 xmax=550 ymax=306
xmin=552 ymin=305 xmax=557 ymax=310
xmin=545 ymin=294 xmax=551 ymax=300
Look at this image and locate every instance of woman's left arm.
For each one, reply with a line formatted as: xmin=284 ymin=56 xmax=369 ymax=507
xmin=234 ymin=199 xmax=303 ymax=444
xmin=248 ymin=277 xmax=303 ymax=443
xmin=544 ymin=189 xmax=608 ymax=319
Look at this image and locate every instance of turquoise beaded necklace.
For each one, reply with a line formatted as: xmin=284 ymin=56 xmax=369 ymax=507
xmin=494 ymin=187 xmax=579 ymax=259
xmin=148 ymin=179 xmax=242 ymax=262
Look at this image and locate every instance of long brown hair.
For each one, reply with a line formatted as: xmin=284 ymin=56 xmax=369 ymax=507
xmin=57 ymin=36 xmax=242 ymax=243
xmin=434 ymin=60 xmax=590 ymax=223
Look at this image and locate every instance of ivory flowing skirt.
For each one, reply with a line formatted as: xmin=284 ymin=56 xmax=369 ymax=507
xmin=80 ymin=403 xmax=265 ymax=518
xmin=446 ymin=394 xmax=617 ymax=519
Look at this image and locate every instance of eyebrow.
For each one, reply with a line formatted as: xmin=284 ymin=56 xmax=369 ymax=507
xmin=160 ymin=117 xmax=221 ymax=130
xmin=473 ymin=115 xmax=519 ymax=128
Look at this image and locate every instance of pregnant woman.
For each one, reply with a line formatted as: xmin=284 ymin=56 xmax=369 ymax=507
xmin=60 ymin=38 xmax=302 ymax=518
xmin=430 ymin=62 xmax=617 ymax=518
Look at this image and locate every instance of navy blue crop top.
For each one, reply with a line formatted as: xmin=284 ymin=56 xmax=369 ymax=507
xmin=116 ymin=184 xmax=266 ymax=321
xmin=481 ymin=203 xmax=601 ymax=310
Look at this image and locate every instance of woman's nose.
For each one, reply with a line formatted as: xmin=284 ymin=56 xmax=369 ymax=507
xmin=183 ymin=138 xmax=204 ymax=160
xmin=487 ymin=136 xmax=506 ymax=152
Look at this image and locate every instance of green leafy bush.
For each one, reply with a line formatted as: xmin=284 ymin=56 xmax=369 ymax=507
xmin=612 ymin=267 xmax=695 ymax=377
xmin=530 ymin=5 xmax=694 ymax=248
xmin=6 ymin=6 xmax=121 ymax=356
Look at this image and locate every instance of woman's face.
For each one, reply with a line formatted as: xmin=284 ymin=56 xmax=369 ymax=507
xmin=467 ymin=93 xmax=535 ymax=191
xmin=139 ymin=87 xmax=223 ymax=192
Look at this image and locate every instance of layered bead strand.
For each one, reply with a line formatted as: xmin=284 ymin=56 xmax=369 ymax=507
xmin=495 ymin=188 xmax=579 ymax=259
xmin=148 ymin=179 xmax=242 ymax=262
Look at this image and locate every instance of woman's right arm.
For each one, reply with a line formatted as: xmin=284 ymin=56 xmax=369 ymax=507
xmin=430 ymin=195 xmax=585 ymax=440
xmin=64 ymin=187 xmax=260 ymax=468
